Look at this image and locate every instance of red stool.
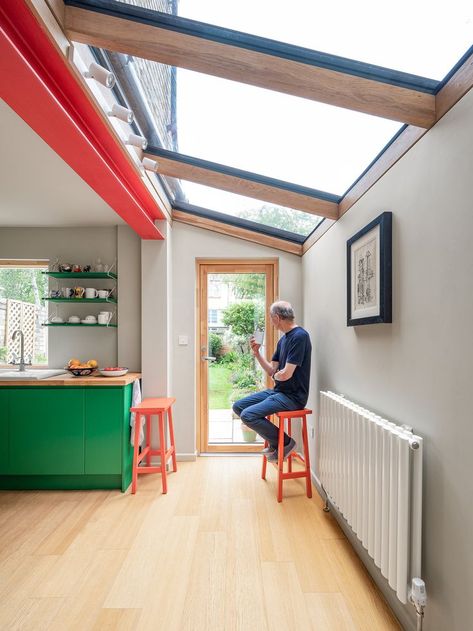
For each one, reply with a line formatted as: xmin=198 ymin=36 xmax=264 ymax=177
xmin=261 ymin=409 xmax=312 ymax=503
xmin=130 ymin=397 xmax=177 ymax=494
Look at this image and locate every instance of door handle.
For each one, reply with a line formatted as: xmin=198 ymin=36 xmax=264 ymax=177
xmin=202 ymin=356 xmax=216 ymax=362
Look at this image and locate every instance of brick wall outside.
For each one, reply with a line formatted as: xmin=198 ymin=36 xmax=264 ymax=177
xmin=123 ymin=0 xmax=178 ymax=150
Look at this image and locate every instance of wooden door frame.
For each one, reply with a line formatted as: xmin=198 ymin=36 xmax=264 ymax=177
xmin=196 ymin=258 xmax=279 ymax=453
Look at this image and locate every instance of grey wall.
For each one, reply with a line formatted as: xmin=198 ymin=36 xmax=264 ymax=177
xmin=169 ymin=222 xmax=303 ymax=458
xmin=302 ymin=88 xmax=473 ymax=631
xmin=0 ymin=226 xmax=139 ymax=371
xmin=117 ymin=226 xmax=141 ymax=371
xmin=141 ymin=220 xmax=172 ymax=398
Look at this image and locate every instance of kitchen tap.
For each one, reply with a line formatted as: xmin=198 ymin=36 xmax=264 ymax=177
xmin=11 ymin=329 xmax=26 ymax=372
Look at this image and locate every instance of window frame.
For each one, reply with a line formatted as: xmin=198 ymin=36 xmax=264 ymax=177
xmin=0 ymin=259 xmax=49 ymax=369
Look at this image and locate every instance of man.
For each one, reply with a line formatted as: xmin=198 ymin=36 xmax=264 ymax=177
xmin=232 ymin=301 xmax=312 ymax=462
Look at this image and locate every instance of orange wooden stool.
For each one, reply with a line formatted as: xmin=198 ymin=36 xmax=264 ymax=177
xmin=261 ymin=409 xmax=312 ymax=503
xmin=130 ymin=397 xmax=177 ymax=494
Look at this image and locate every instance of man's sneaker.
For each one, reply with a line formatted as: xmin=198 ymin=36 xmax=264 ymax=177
xmin=267 ymin=438 xmax=297 ymax=462
xmin=261 ymin=445 xmax=276 ymax=455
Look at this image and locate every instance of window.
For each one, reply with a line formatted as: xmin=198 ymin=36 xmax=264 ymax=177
xmin=0 ymin=260 xmax=49 ymax=366
xmin=208 ymin=309 xmax=218 ymax=325
xmin=208 ymin=281 xmax=221 ymax=298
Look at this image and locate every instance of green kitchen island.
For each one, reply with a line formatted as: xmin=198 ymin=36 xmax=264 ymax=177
xmin=0 ymin=372 xmax=141 ymax=492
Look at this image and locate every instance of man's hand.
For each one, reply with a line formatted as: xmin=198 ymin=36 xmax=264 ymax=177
xmin=271 ymin=362 xmax=297 ymax=382
xmin=249 ymin=336 xmax=261 ymax=356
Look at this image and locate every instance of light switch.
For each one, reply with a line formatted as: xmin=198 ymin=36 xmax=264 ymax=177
xmin=178 ymin=335 xmax=188 ymax=346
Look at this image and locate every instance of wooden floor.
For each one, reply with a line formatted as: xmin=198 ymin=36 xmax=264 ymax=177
xmin=0 ymin=457 xmax=401 ymax=630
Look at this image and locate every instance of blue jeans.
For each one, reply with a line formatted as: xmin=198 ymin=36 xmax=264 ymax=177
xmin=232 ymin=389 xmax=300 ymax=448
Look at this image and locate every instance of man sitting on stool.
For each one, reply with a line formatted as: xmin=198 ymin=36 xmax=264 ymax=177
xmin=232 ymin=301 xmax=312 ymax=461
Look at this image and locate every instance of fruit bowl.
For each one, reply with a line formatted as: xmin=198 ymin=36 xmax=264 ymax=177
xmin=66 ymin=366 xmax=95 ymax=377
xmin=98 ymin=367 xmax=129 ymax=377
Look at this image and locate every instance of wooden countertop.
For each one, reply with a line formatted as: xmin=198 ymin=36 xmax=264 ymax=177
xmin=0 ymin=372 xmax=141 ymax=386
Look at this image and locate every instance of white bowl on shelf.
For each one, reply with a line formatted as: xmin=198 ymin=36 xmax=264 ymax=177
xmin=81 ymin=319 xmax=97 ymax=324
xmin=98 ymin=367 xmax=128 ymax=377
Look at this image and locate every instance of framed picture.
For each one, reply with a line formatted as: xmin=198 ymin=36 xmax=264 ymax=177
xmin=347 ymin=211 xmax=392 ymax=326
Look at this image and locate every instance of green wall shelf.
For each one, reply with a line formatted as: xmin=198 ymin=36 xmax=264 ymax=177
xmin=43 ymin=323 xmax=118 ymax=328
xmin=44 ymin=298 xmax=117 ymax=304
xmin=42 ymin=271 xmax=117 ymax=279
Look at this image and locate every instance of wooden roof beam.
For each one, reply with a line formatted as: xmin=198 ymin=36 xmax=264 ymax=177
xmin=172 ymin=209 xmax=303 ymax=256
xmin=64 ymin=1 xmax=437 ymax=128
xmin=145 ymin=148 xmax=340 ymax=220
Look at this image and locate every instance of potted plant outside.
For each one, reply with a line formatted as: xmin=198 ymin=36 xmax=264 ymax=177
xmin=230 ymin=385 xmax=259 ymax=442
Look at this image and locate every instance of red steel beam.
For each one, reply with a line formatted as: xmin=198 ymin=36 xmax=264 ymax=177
xmin=0 ymin=1 xmax=165 ymax=239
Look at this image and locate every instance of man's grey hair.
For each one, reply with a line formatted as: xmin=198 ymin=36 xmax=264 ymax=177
xmin=270 ymin=301 xmax=295 ymax=321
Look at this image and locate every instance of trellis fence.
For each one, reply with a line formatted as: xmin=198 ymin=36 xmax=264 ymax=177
xmin=0 ymin=298 xmax=47 ymax=364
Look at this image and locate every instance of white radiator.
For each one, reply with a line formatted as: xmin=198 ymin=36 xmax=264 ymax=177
xmin=319 ymin=391 xmax=423 ymax=604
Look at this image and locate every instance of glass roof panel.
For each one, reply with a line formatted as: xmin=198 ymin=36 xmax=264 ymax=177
xmin=114 ymin=53 xmax=401 ymax=195
xmin=115 ymin=0 xmax=473 ymax=80
xmin=165 ymin=177 xmax=324 ymax=237
xmin=175 ymin=69 xmax=401 ymax=194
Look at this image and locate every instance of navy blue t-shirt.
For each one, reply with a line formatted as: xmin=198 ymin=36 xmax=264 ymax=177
xmin=272 ymin=326 xmax=312 ymax=407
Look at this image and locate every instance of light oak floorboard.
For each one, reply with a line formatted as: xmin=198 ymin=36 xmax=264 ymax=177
xmin=176 ymin=530 xmax=227 ymax=630
xmin=0 ymin=458 xmax=401 ymax=630
xmin=305 ymin=593 xmax=357 ymax=631
xmin=91 ymin=608 xmax=142 ymax=631
xmin=136 ymin=515 xmax=200 ymax=631
xmin=321 ymin=539 xmax=401 ymax=631
xmin=35 ymin=492 xmax=105 ymax=555
xmin=48 ymin=549 xmax=128 ymax=631
xmin=261 ymin=561 xmax=313 ymax=629
xmin=2 ymin=597 xmax=64 ymax=631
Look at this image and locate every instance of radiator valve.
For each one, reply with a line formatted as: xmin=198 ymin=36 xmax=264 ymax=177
xmin=410 ymin=578 xmax=427 ymax=630
xmin=410 ymin=577 xmax=427 ymax=607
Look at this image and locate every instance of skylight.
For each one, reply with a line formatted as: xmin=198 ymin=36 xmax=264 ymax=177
xmin=92 ymin=0 xmax=472 ymax=241
xmin=177 ymin=0 xmax=473 ymax=80
xmin=115 ymin=0 xmax=473 ymax=79
xmin=118 ymin=55 xmax=402 ymax=194
xmin=165 ymin=178 xmax=324 ymax=238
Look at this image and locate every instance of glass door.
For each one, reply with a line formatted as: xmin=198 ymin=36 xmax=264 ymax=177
xmin=198 ymin=260 xmax=277 ymax=453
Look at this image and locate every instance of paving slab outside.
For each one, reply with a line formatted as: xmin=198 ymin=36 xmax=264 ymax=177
xmin=209 ymin=408 xmax=263 ymax=444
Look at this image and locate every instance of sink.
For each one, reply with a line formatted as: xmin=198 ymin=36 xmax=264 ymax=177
xmin=0 ymin=369 xmax=67 ymax=380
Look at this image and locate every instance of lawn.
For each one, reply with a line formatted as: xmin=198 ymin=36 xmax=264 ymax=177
xmin=209 ymin=364 xmax=233 ymax=409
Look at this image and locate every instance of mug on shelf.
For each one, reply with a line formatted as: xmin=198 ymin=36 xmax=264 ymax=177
xmin=98 ymin=311 xmax=112 ymax=325
xmin=50 ymin=289 xmax=61 ymax=298
xmin=62 ymin=287 xmax=73 ymax=298
xmin=74 ymin=286 xmax=85 ymax=299
xmin=85 ymin=288 xmax=98 ymax=299
xmin=97 ymin=289 xmax=110 ymax=299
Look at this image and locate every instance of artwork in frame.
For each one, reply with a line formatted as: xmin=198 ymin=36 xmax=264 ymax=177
xmin=347 ymin=211 xmax=392 ymax=326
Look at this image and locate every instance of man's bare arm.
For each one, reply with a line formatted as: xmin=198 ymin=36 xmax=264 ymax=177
xmin=250 ymin=337 xmax=278 ymax=376
xmin=273 ymin=362 xmax=297 ymax=382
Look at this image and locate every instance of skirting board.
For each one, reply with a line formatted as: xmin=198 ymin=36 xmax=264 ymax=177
xmin=177 ymin=452 xmax=197 ymax=461
xmin=310 ymin=469 xmax=416 ymax=631
xmin=142 ymin=453 xmax=197 ymax=468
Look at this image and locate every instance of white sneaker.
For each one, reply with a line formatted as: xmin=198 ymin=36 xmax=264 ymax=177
xmin=261 ymin=446 xmax=276 ymax=455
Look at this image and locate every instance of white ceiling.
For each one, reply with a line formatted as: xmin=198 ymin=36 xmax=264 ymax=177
xmin=0 ymin=99 xmax=124 ymax=227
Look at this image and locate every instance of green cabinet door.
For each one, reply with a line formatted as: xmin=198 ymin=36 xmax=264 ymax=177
xmin=0 ymin=390 xmax=9 ymax=473
xmin=85 ymin=388 xmax=122 ymax=474
xmin=9 ymin=388 xmax=84 ymax=474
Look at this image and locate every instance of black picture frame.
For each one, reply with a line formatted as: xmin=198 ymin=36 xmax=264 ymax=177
xmin=347 ymin=211 xmax=392 ymax=326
